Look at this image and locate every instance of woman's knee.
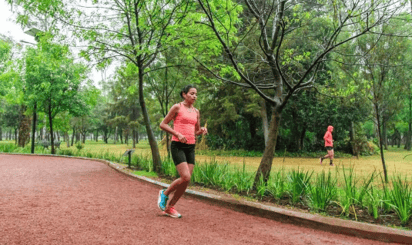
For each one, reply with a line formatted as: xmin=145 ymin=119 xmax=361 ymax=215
xmin=180 ymin=173 xmax=191 ymax=184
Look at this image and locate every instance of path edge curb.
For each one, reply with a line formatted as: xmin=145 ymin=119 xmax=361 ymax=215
xmin=2 ymin=153 xmax=412 ymax=244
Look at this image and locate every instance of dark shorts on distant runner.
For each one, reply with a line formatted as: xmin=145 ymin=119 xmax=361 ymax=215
xmin=326 ymin=147 xmax=333 ymax=151
xmin=171 ymin=141 xmax=195 ymax=166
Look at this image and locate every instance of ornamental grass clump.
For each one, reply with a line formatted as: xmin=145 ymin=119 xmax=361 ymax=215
xmin=387 ymin=175 xmax=412 ymax=225
xmin=256 ymin=174 xmax=268 ymax=199
xmin=137 ymin=155 xmax=153 ymax=172
xmin=354 ymin=171 xmax=377 ymax=208
xmin=336 ymin=165 xmax=358 ymax=216
xmin=232 ymin=162 xmax=254 ymax=194
xmin=0 ymin=143 xmax=18 ymax=152
xmin=161 ymin=157 xmax=178 ymax=177
xmin=194 ymin=159 xmax=230 ymax=188
xmin=287 ymin=167 xmax=313 ymax=204
xmin=266 ymin=168 xmax=288 ymax=200
xmin=335 ymin=165 xmax=375 ymax=218
xmin=365 ymin=186 xmax=382 ymax=220
xmin=307 ymin=170 xmax=337 ymax=212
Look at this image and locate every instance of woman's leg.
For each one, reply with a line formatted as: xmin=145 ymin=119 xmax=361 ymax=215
xmin=165 ymin=163 xmax=194 ymax=208
xmin=328 ymin=149 xmax=334 ymax=165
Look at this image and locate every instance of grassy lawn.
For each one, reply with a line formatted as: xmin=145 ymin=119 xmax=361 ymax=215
xmin=2 ymin=140 xmax=412 ymax=179
xmin=60 ymin=140 xmax=152 ymax=156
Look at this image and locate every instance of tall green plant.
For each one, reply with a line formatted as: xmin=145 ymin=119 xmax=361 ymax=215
xmin=388 ymin=175 xmax=412 ymax=225
xmin=267 ymin=168 xmax=288 ymax=200
xmin=287 ymin=168 xmax=313 ymax=204
xmin=308 ymin=170 xmax=337 ymax=211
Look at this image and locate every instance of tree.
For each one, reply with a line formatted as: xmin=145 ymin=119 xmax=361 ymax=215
xmin=0 ymin=37 xmax=14 ymax=141
xmin=361 ymin=34 xmax=410 ymax=181
xmin=108 ymin=64 xmax=141 ymax=148
xmin=25 ymin=38 xmax=89 ymax=154
xmin=195 ymin=0 xmax=409 ymax=186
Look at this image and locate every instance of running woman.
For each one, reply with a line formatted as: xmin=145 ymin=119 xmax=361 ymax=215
xmin=320 ymin=125 xmax=334 ymax=166
xmin=157 ymin=85 xmax=208 ymax=218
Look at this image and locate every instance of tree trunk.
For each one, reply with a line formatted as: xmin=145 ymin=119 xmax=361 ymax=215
xmin=406 ymin=92 xmax=412 ymax=150
xmin=138 ymin=71 xmax=162 ymax=172
xmin=132 ymin=129 xmax=136 ymax=148
xmin=76 ymin=132 xmax=80 ymax=143
xmin=248 ymin=115 xmax=257 ymax=140
xmin=114 ymin=126 xmax=118 ymax=144
xmin=18 ymin=106 xmax=31 ymax=148
xmin=260 ymin=100 xmax=269 ymax=147
xmin=299 ymin=127 xmax=306 ymax=151
xmin=104 ymin=129 xmax=108 ymax=144
xmin=40 ymin=124 xmax=43 ymax=140
xmin=382 ymin=120 xmax=388 ymax=150
xmin=14 ymin=128 xmax=17 ymax=145
xmin=375 ymin=104 xmax=388 ymax=183
xmin=349 ymin=121 xmax=355 ymax=155
xmin=0 ymin=127 xmax=2 ymax=141
xmin=48 ymin=104 xmax=55 ymax=154
xmin=71 ymin=127 xmax=75 ymax=146
xmin=125 ymin=130 xmax=128 ymax=145
xmin=65 ymin=132 xmax=70 ymax=147
xmin=31 ymin=104 xmax=37 ymax=153
xmin=253 ymin=106 xmax=281 ymax=188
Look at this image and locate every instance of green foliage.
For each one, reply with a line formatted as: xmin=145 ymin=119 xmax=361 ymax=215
xmin=232 ymin=163 xmax=254 ymax=193
xmin=335 ymin=166 xmax=376 ymax=217
xmin=75 ymin=142 xmax=84 ymax=151
xmin=365 ymin=186 xmax=382 ymax=220
xmin=133 ymin=171 xmax=158 ymax=178
xmin=387 ymin=176 xmax=412 ymax=225
xmin=160 ymin=157 xmax=178 ymax=178
xmin=266 ymin=168 xmax=288 ymax=200
xmin=25 ymin=41 xmax=89 ymax=118
xmin=308 ymin=170 xmax=337 ymax=212
xmin=287 ymin=168 xmax=313 ymax=204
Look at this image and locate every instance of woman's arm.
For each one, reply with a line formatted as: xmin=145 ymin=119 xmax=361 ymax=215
xmin=160 ymin=104 xmax=186 ymax=143
xmin=195 ymin=109 xmax=208 ymax=135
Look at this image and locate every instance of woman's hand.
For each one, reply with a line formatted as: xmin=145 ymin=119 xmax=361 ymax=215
xmin=177 ymin=133 xmax=187 ymax=143
xmin=199 ymin=127 xmax=208 ymax=135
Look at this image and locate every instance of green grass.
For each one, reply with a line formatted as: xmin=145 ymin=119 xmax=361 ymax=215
xmin=133 ymin=171 xmax=158 ymax=178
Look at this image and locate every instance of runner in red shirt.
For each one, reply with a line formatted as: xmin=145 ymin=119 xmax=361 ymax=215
xmin=320 ymin=125 xmax=334 ymax=166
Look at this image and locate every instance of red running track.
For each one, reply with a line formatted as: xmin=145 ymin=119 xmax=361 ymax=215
xmin=0 ymin=154 xmax=400 ymax=245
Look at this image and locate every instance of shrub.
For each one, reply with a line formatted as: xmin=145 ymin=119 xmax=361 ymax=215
xmin=308 ymin=170 xmax=337 ymax=211
xmin=76 ymin=142 xmax=84 ymax=151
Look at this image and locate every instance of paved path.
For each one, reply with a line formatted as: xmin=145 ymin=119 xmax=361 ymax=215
xmin=0 ymin=155 xmax=401 ymax=245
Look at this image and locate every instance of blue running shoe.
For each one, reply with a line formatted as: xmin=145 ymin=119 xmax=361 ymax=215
xmin=158 ymin=189 xmax=169 ymax=211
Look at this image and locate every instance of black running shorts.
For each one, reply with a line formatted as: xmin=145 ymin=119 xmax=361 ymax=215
xmin=171 ymin=141 xmax=196 ymax=166
xmin=325 ymin=146 xmax=334 ymax=151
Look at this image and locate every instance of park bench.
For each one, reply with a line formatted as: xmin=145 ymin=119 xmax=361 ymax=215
xmin=38 ymin=140 xmax=61 ymax=149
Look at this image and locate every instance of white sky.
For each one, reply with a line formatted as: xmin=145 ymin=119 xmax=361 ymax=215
xmin=0 ymin=0 xmax=36 ymax=44
xmin=0 ymin=0 xmax=109 ymax=87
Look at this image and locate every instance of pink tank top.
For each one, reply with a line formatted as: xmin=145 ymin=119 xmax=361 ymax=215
xmin=172 ymin=103 xmax=198 ymax=144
